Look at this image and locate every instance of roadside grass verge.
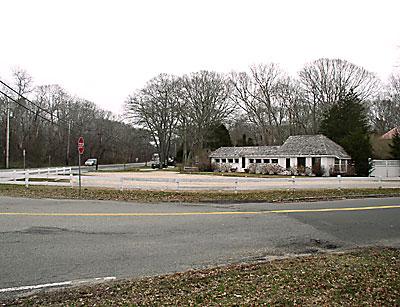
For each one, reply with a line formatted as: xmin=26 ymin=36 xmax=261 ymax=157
xmin=5 ymin=247 xmax=400 ymax=306
xmin=15 ymin=178 xmax=69 ymax=183
xmin=0 ymin=184 xmax=400 ymax=203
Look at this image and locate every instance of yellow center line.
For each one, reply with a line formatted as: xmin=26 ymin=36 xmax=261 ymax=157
xmin=0 ymin=205 xmax=399 ymax=217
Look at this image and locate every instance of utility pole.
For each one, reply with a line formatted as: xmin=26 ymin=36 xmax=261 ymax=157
xmin=5 ymin=98 xmax=10 ymax=169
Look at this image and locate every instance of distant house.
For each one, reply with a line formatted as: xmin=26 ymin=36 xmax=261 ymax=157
xmin=381 ymin=126 xmax=400 ymax=139
xmin=209 ymin=135 xmax=351 ymax=175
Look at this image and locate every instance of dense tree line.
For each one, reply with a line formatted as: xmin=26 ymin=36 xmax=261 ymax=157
xmin=0 ymin=69 xmax=154 ymax=168
xmin=126 ymin=58 xmax=400 ymax=167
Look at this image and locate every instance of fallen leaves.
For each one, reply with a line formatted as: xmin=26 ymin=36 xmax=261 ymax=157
xmin=0 ymin=184 xmax=400 ymax=204
xmin=3 ymin=247 xmax=399 ymax=306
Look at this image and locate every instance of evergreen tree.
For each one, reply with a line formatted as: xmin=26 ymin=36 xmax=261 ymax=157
xmin=320 ymin=91 xmax=372 ymax=176
xmin=205 ymin=123 xmax=232 ymax=150
xmin=389 ymin=130 xmax=400 ymax=159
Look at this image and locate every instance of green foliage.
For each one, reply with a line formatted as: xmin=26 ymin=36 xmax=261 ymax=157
xmin=389 ymin=130 xmax=400 ymax=159
xmin=320 ymin=91 xmax=372 ymax=176
xmin=205 ymin=123 xmax=232 ymax=150
xmin=236 ymin=134 xmax=255 ymax=146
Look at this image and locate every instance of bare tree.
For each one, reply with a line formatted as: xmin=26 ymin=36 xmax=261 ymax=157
xmin=126 ymin=74 xmax=180 ymax=166
xmin=230 ymin=64 xmax=297 ymax=144
xmin=369 ymin=73 xmax=400 ymax=133
xmin=299 ymin=58 xmax=380 ymax=133
xmin=180 ymin=70 xmax=233 ymax=156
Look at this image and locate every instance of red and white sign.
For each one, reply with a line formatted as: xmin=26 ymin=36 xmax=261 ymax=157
xmin=78 ymin=136 xmax=84 ymax=155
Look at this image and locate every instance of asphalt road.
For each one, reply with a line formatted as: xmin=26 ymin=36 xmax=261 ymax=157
xmin=0 ymin=196 xmax=399 ymax=299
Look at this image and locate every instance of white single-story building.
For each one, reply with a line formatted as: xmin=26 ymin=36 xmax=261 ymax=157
xmin=209 ymin=135 xmax=351 ymax=176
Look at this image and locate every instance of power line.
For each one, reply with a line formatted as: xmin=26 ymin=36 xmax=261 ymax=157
xmin=0 ymin=79 xmax=67 ymax=125
xmin=0 ymin=89 xmax=60 ymax=126
xmin=0 ymin=80 xmax=131 ymax=145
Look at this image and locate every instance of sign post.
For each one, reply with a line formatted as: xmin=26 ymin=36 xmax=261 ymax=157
xmin=77 ymin=137 xmax=84 ymax=196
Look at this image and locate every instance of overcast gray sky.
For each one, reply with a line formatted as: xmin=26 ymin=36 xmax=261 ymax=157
xmin=1 ymin=0 xmax=399 ymax=114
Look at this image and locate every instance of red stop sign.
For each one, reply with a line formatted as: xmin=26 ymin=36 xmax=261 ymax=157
xmin=78 ymin=136 xmax=84 ymax=155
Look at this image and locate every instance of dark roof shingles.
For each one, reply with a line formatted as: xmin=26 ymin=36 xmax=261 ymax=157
xmin=209 ymin=135 xmax=350 ymax=159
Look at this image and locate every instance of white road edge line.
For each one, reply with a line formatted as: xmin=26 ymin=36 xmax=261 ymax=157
xmin=0 ymin=276 xmax=116 ymax=293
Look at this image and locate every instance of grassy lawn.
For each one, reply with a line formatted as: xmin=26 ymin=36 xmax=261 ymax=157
xmin=5 ymin=247 xmax=399 ymax=306
xmin=0 ymin=184 xmax=399 ymax=203
xmin=15 ymin=178 xmax=70 ymax=183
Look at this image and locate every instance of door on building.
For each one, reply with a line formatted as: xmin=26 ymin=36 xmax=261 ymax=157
xmin=241 ymin=157 xmax=246 ymax=169
xmin=297 ymin=157 xmax=306 ymax=168
xmin=286 ymin=158 xmax=290 ymax=169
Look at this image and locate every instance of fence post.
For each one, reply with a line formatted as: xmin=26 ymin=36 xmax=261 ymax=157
xmin=120 ymin=177 xmax=124 ymax=191
xmin=70 ymin=173 xmax=73 ymax=187
xmin=55 ymin=168 xmax=58 ymax=176
xmin=337 ymin=175 xmax=341 ymax=190
xmin=25 ymin=171 xmax=29 ymax=188
xmin=37 ymin=169 xmax=40 ymax=175
xmin=13 ymin=170 xmax=16 ymax=182
xmin=63 ymin=167 xmax=66 ymax=175
xmin=47 ymin=168 xmax=50 ymax=178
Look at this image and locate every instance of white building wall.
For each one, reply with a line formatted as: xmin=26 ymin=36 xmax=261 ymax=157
xmin=321 ymin=157 xmax=335 ymax=176
xmin=306 ymin=157 xmax=312 ymax=168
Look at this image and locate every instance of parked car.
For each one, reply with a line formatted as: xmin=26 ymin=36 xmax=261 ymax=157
xmin=151 ymin=161 xmax=167 ymax=169
xmin=84 ymin=158 xmax=97 ymax=166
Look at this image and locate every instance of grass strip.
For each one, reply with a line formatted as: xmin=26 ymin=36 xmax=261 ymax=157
xmin=0 ymin=184 xmax=400 ymax=203
xmin=4 ymin=247 xmax=400 ymax=306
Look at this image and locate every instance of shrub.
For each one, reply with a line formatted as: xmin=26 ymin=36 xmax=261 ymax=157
xmin=258 ymin=164 xmax=269 ymax=175
xmin=248 ymin=163 xmax=257 ymax=174
xmin=211 ymin=163 xmax=219 ymax=172
xmin=312 ymin=164 xmax=324 ymax=177
xmin=220 ymin=163 xmax=231 ymax=172
xmin=197 ymin=161 xmax=213 ymax=172
xmin=304 ymin=166 xmax=313 ymax=176
xmin=265 ymin=163 xmax=286 ymax=175
xmin=289 ymin=166 xmax=298 ymax=176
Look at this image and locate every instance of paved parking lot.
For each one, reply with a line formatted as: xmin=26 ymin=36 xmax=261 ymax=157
xmin=1 ymin=170 xmax=399 ymax=191
xmin=75 ymin=171 xmax=400 ymax=191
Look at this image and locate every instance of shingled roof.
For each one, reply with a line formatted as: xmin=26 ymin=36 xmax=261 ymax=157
xmin=209 ymin=135 xmax=351 ymax=159
xmin=279 ymin=135 xmax=350 ymax=158
xmin=209 ymin=146 xmax=280 ymax=158
xmin=381 ymin=126 xmax=400 ymax=139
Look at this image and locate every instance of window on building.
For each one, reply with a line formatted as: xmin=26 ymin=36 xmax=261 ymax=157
xmin=222 ymin=158 xmax=226 ymax=163
xmin=249 ymin=159 xmax=254 ymax=163
xmin=228 ymin=158 xmax=233 ymax=163
xmin=271 ymin=159 xmax=278 ymax=164
xmin=215 ymin=158 xmax=220 ymax=163
xmin=234 ymin=159 xmax=239 ymax=163
xmin=263 ymin=159 xmax=270 ymax=163
xmin=256 ymin=159 xmax=261 ymax=163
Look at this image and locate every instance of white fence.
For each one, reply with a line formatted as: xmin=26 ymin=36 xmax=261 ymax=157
xmin=370 ymin=160 xmax=400 ymax=178
xmin=0 ymin=167 xmax=74 ymax=185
